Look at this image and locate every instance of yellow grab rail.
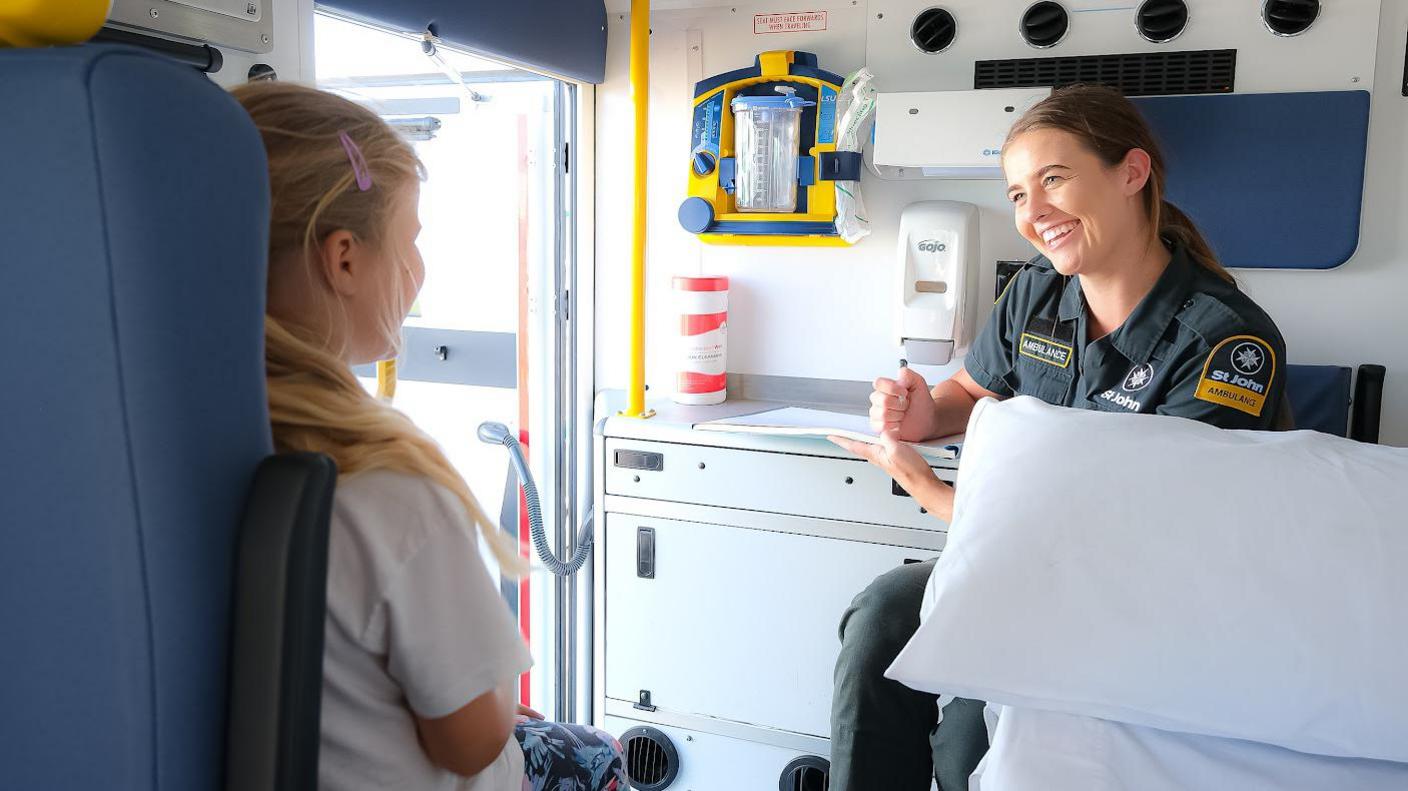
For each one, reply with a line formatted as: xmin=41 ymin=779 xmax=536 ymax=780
xmin=624 ymin=0 xmax=653 ymax=418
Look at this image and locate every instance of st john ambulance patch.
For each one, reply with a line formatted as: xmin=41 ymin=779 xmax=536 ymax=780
xmin=1194 ymin=335 xmax=1277 ymax=417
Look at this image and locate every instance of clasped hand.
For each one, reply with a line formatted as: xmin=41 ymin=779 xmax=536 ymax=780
xmin=828 ymin=367 xmax=954 ymax=522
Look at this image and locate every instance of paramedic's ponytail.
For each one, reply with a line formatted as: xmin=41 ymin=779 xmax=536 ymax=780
xmin=1004 ymin=84 xmax=1234 ymax=284
xmin=1155 ymin=199 xmax=1224 ymax=283
xmin=232 ymin=81 xmax=527 ymax=576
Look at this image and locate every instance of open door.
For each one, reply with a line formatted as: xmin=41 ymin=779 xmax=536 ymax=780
xmin=314 ymin=10 xmax=585 ymax=718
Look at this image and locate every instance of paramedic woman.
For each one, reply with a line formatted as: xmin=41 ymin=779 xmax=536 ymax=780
xmin=827 ymin=84 xmax=1292 ymax=791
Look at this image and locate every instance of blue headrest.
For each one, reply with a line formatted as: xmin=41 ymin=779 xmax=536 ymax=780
xmin=0 ymin=45 xmax=271 ymax=787
xmin=1285 ymin=365 xmax=1353 ymax=438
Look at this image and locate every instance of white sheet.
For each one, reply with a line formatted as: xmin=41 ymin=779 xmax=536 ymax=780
xmin=974 ymin=707 xmax=1408 ymax=791
xmin=695 ymin=406 xmax=963 ymax=459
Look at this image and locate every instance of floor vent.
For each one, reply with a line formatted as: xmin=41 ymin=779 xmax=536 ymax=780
xmin=780 ymin=755 xmax=831 ymax=791
xmin=621 ymin=726 xmax=680 ymax=790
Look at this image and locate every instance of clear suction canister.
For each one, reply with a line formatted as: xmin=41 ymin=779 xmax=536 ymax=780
xmin=731 ymin=87 xmax=814 ymax=212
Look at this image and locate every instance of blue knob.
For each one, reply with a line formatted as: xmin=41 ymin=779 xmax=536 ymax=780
xmin=678 ymin=197 xmax=715 ymax=234
xmin=693 ymin=151 xmax=716 ymax=176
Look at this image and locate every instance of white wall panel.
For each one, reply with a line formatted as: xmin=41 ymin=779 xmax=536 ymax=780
xmin=595 ymin=0 xmax=1408 ymax=444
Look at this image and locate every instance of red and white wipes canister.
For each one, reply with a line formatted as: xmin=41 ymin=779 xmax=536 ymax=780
xmin=674 ymin=276 xmax=729 ymax=405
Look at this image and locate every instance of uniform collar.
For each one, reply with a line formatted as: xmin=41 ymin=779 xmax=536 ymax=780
xmin=1057 ymin=272 xmax=1084 ymax=322
xmin=1055 ymin=244 xmax=1196 ymax=363
xmin=1109 ymin=244 xmax=1196 ymax=363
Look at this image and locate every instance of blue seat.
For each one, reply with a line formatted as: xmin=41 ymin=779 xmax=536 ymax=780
xmin=0 ymin=44 xmax=332 ymax=789
xmin=1285 ymin=364 xmax=1386 ymax=442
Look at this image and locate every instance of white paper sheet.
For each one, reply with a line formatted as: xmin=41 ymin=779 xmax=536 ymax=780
xmin=695 ymin=407 xmax=962 ymax=460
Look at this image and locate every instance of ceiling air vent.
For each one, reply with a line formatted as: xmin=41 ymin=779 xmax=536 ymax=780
xmin=911 ymin=7 xmax=957 ymax=54
xmin=1021 ymin=2 xmax=1069 ymax=49
xmin=622 ymin=726 xmax=680 ymax=790
xmin=780 ymin=755 xmax=831 ymax=791
xmin=1262 ymin=0 xmax=1320 ymax=37
xmin=1136 ymin=0 xmax=1188 ymax=44
xmin=975 ymin=49 xmax=1236 ymax=96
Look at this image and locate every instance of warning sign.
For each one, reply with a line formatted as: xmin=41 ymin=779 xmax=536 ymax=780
xmin=754 ymin=11 xmax=828 ymax=34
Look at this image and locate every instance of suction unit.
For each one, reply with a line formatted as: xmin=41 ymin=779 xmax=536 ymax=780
xmin=677 ymin=50 xmax=860 ymax=246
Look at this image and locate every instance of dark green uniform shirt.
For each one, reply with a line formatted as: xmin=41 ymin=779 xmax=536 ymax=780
xmin=965 ymin=244 xmax=1290 ymax=430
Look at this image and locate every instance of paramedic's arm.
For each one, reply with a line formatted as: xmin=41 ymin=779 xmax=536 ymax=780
xmin=830 ymin=431 xmax=957 ymax=522
xmin=415 ymin=680 xmax=517 ymax=777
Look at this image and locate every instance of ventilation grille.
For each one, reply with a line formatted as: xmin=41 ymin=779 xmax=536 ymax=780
xmin=1136 ymin=0 xmax=1188 ymax=43
xmin=1263 ymin=0 xmax=1319 ymax=36
xmin=781 ymin=756 xmax=831 ymax=791
xmin=974 ymin=49 xmax=1236 ymax=96
xmin=911 ymin=7 xmax=957 ymax=53
xmin=1021 ymin=2 xmax=1069 ymax=48
xmin=622 ymin=727 xmax=679 ymax=791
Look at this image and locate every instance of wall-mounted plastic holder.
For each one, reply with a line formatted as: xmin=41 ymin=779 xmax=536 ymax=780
xmin=679 ymin=50 xmax=851 ymax=247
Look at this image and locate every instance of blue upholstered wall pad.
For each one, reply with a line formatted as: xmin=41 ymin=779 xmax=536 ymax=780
xmin=1285 ymin=364 xmax=1352 ymax=437
xmin=320 ymin=0 xmax=608 ymax=84
xmin=0 ymin=46 xmax=271 ymax=787
xmin=1132 ymin=91 xmax=1369 ymax=270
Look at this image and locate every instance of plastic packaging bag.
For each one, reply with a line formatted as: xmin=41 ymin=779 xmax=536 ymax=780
xmin=835 ymin=67 xmax=877 ymax=244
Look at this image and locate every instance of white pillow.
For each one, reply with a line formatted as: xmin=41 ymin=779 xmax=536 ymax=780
xmin=886 ymin=396 xmax=1408 ymax=763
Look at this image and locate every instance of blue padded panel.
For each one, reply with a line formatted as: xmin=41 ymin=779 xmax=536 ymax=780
xmin=0 ymin=45 xmax=271 ymax=788
xmin=1286 ymin=365 xmax=1353 ymax=437
xmin=1132 ymin=91 xmax=1369 ymax=270
xmin=320 ymin=0 xmax=607 ymax=84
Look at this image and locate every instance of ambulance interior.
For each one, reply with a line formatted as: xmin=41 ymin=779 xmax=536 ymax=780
xmin=4 ymin=0 xmax=1408 ymax=788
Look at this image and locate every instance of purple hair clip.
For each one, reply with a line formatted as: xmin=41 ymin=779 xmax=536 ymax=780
xmin=338 ymin=130 xmax=373 ymax=191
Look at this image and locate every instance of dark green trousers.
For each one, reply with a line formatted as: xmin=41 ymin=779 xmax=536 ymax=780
xmin=830 ymin=558 xmax=989 ymax=791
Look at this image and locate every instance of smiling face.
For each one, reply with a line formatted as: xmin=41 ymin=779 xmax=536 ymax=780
xmin=1003 ymin=127 xmax=1153 ymax=278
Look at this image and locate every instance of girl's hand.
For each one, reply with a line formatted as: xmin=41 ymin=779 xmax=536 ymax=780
xmin=516 ymin=704 xmax=544 ymax=721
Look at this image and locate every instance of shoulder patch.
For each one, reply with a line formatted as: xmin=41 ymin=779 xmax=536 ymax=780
xmin=1194 ymin=335 xmax=1277 ymax=417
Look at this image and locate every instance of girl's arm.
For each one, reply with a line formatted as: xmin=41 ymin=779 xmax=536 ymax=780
xmin=414 ymin=677 xmax=518 ymax=778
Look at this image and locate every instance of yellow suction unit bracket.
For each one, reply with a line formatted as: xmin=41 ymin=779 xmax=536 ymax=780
xmin=677 ymin=50 xmax=859 ymax=248
xmin=0 ymin=0 xmax=110 ymax=47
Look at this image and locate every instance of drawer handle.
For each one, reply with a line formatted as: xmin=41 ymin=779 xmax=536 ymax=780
xmin=637 ymin=527 xmax=656 ymax=579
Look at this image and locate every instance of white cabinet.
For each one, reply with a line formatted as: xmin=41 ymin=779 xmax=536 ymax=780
xmin=605 ymin=514 xmax=937 ymax=737
xmin=595 ymin=398 xmax=959 ymax=788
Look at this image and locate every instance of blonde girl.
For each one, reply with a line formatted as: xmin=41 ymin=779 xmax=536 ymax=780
xmin=232 ymin=80 xmax=624 ymax=791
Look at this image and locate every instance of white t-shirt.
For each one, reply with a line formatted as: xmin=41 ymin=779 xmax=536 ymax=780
xmin=318 ymin=469 xmax=533 ymax=791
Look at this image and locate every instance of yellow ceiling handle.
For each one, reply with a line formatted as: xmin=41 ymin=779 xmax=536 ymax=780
xmin=376 ymin=359 xmax=397 ymax=402
xmin=0 ymin=0 xmax=111 ymax=48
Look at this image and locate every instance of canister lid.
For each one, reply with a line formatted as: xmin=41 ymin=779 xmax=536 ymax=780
xmin=731 ymin=85 xmax=815 ymax=112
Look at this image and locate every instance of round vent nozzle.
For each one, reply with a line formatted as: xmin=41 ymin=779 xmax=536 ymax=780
xmin=1020 ymin=2 xmax=1069 ymax=49
xmin=780 ymin=755 xmax=831 ymax=791
xmin=1135 ymin=0 xmax=1188 ymax=43
xmin=1262 ymin=0 xmax=1320 ymax=37
xmin=911 ymin=7 xmax=957 ymax=54
xmin=622 ymin=726 xmax=680 ymax=790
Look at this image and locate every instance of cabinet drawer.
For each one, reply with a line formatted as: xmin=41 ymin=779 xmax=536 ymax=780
xmin=605 ymin=438 xmax=952 ymax=531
